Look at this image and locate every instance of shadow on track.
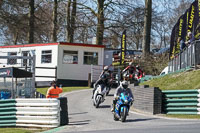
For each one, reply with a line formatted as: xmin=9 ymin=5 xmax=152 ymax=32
xmin=69 ymin=112 xmax=88 ymax=116
xmin=125 ymin=118 xmax=158 ymax=123
xmin=107 ymin=94 xmax=114 ymax=96
xmin=98 ymin=105 xmax=111 ymax=109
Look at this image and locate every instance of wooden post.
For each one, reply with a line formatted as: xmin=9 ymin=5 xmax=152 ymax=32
xmin=88 ymin=73 xmax=91 ymax=87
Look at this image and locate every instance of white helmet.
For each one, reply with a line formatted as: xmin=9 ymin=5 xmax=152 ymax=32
xmin=129 ymin=62 xmax=133 ymax=66
xmin=104 ymin=66 xmax=109 ymax=71
xmin=120 ymin=81 xmax=128 ymax=89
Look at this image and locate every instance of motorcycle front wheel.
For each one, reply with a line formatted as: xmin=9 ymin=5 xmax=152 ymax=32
xmin=121 ymin=107 xmax=128 ymax=122
xmin=95 ymin=96 xmax=101 ymax=108
xmin=106 ymin=88 xmax=110 ymax=96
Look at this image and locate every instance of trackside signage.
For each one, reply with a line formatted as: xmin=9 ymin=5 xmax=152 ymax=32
xmin=0 ymin=68 xmax=13 ymax=77
xmin=120 ymin=30 xmax=127 ymax=65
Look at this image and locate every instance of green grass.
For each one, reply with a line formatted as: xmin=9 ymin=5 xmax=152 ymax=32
xmin=140 ymin=69 xmax=200 ymax=91
xmin=165 ymin=114 xmax=200 ymax=119
xmin=0 ymin=128 xmax=44 ymax=133
xmin=37 ymin=86 xmax=91 ymax=95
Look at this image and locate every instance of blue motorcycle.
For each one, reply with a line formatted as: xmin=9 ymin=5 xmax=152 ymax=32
xmin=114 ymin=92 xmax=133 ymax=122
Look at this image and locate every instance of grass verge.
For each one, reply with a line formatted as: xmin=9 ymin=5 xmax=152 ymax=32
xmin=140 ymin=69 xmax=200 ymax=90
xmin=0 ymin=128 xmax=44 ymax=133
xmin=165 ymin=114 xmax=200 ymax=119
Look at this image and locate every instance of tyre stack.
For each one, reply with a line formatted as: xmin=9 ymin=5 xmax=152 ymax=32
xmin=58 ymin=97 xmax=69 ymax=125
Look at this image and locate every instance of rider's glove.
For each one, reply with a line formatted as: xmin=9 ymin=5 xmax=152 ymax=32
xmin=115 ymin=96 xmax=119 ymax=100
xmin=130 ymin=98 xmax=134 ymax=105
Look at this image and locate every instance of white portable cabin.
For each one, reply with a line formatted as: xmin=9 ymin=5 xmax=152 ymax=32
xmin=0 ymin=42 xmax=105 ymax=86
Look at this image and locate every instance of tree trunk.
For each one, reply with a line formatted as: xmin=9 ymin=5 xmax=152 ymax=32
xmin=142 ymin=0 xmax=152 ymax=57
xmin=52 ymin=0 xmax=58 ymax=42
xmin=96 ymin=0 xmax=104 ymax=45
xmin=14 ymin=30 xmax=19 ymax=45
xmin=66 ymin=0 xmax=71 ymax=42
xmin=70 ymin=0 xmax=76 ymax=43
xmin=28 ymin=0 xmax=35 ymax=43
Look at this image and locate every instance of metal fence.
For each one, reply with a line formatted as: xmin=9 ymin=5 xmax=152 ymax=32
xmin=169 ymin=41 xmax=200 ymax=72
xmin=0 ymin=51 xmax=36 ymax=98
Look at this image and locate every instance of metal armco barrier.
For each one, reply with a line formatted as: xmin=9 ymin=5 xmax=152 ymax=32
xmin=0 ymin=99 xmax=60 ymax=128
xmin=162 ymin=89 xmax=200 ymax=114
xmin=169 ymin=40 xmax=200 ymax=73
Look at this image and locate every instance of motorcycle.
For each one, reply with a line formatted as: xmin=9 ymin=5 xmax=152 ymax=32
xmin=123 ymin=71 xmax=138 ymax=84
xmin=93 ymin=84 xmax=107 ymax=108
xmin=105 ymin=79 xmax=113 ymax=96
xmin=113 ymin=92 xmax=133 ymax=122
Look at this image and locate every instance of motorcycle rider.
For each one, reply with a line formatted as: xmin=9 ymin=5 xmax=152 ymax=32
xmin=121 ymin=62 xmax=136 ymax=80
xmin=111 ymin=80 xmax=133 ymax=112
xmin=135 ymin=65 xmax=144 ymax=79
xmin=92 ymin=66 xmax=112 ymax=98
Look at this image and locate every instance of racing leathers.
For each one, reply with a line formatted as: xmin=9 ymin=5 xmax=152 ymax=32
xmin=114 ymin=86 xmax=133 ymax=100
xmin=111 ymin=83 xmax=133 ymax=112
xmin=92 ymin=70 xmax=111 ymax=98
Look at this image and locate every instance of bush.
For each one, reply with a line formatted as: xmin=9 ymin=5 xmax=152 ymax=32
xmin=133 ymin=53 xmax=169 ymax=75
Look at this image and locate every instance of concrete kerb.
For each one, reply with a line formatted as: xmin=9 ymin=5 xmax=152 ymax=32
xmin=41 ymin=126 xmax=65 ymax=133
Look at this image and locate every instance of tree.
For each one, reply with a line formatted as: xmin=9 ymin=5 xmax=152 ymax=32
xmin=66 ymin=0 xmax=77 ymax=43
xmin=142 ymin=0 xmax=152 ymax=57
xmin=51 ymin=0 xmax=58 ymax=42
xmin=96 ymin=0 xmax=104 ymax=45
xmin=28 ymin=0 xmax=35 ymax=43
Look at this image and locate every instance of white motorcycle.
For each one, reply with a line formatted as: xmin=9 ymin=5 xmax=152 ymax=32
xmin=93 ymin=84 xmax=107 ymax=108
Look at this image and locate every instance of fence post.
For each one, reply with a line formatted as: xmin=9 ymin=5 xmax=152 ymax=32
xmin=194 ymin=42 xmax=196 ymax=68
xmin=91 ymin=64 xmax=93 ymax=83
xmin=31 ymin=51 xmax=36 ymax=98
xmin=117 ymin=66 xmax=121 ymax=85
xmin=88 ymin=73 xmax=91 ymax=87
xmin=190 ymin=44 xmax=192 ymax=66
xmin=186 ymin=47 xmax=188 ymax=67
xmin=179 ymin=52 xmax=181 ymax=70
xmin=55 ymin=66 xmax=57 ymax=81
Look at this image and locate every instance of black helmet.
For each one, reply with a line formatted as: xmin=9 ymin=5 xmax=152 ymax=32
xmin=121 ymin=81 xmax=128 ymax=89
xmin=50 ymin=80 xmax=56 ymax=86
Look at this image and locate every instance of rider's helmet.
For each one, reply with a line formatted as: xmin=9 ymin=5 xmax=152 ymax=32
xmin=129 ymin=62 xmax=133 ymax=66
xmin=121 ymin=81 xmax=128 ymax=89
xmin=136 ymin=65 xmax=139 ymax=69
xmin=103 ymin=66 xmax=109 ymax=71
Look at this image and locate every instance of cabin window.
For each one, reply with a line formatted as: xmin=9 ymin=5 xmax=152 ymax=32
xmin=84 ymin=52 xmax=98 ymax=65
xmin=7 ymin=52 xmax=17 ymax=65
xmin=41 ymin=50 xmax=52 ymax=63
xmin=63 ymin=50 xmax=78 ymax=64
